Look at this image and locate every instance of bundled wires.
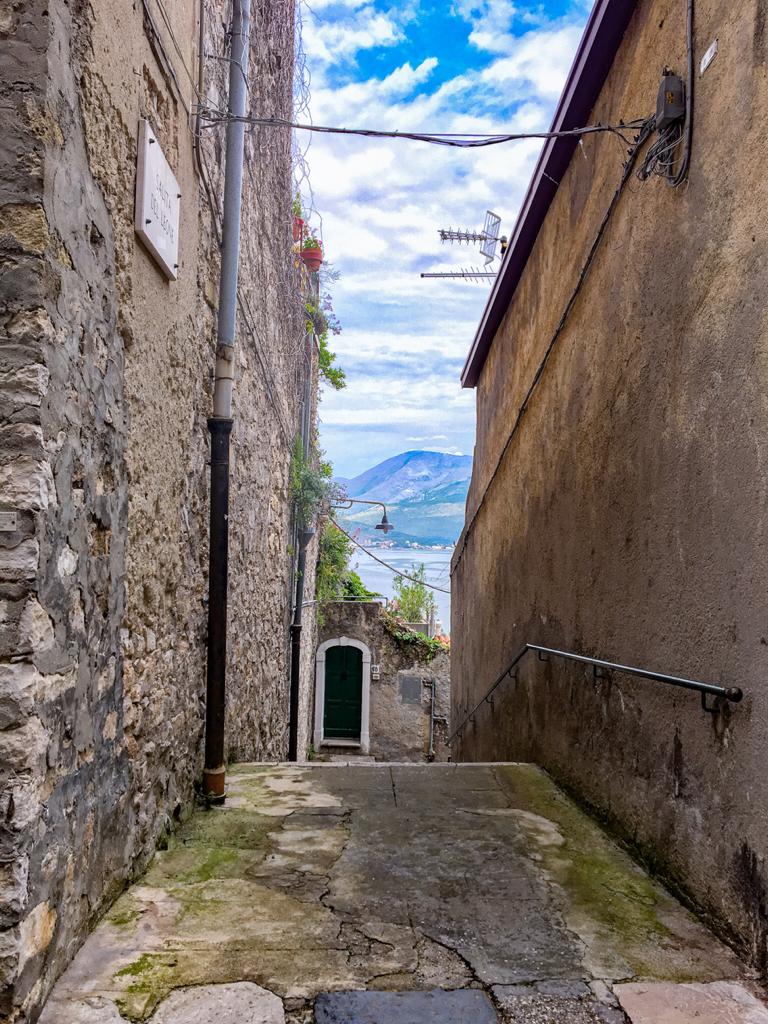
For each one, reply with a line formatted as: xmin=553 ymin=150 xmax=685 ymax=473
xmin=200 ymin=113 xmax=649 ymax=150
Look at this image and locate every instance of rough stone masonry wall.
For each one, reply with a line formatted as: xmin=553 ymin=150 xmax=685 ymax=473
xmin=0 ymin=1 xmax=314 ymax=1020
xmin=452 ymin=0 xmax=768 ymax=976
xmin=319 ymin=602 xmax=450 ymax=762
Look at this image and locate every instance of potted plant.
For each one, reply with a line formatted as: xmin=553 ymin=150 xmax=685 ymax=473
xmin=291 ymin=193 xmax=305 ymax=242
xmin=300 ymin=236 xmax=323 ymax=273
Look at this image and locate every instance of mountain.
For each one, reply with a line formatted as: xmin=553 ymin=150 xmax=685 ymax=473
xmin=335 ymin=450 xmax=472 ymax=547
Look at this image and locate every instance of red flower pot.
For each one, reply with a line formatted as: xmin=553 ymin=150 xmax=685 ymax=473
xmin=292 ymin=216 xmax=305 ymax=242
xmin=301 ymin=246 xmax=323 ymax=273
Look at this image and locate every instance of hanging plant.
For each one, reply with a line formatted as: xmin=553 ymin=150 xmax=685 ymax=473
xmin=291 ymin=192 xmax=306 ymax=242
xmin=300 ymin=236 xmax=323 ymax=273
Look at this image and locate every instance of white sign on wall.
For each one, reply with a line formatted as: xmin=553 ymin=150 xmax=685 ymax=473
xmin=134 ymin=119 xmax=180 ymax=280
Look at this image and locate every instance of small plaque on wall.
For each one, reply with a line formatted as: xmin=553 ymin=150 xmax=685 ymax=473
xmin=400 ymin=674 xmax=422 ymax=705
xmin=134 ymin=119 xmax=180 ymax=280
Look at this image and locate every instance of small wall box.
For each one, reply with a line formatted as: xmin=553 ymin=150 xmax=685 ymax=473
xmin=134 ymin=119 xmax=181 ymax=280
xmin=371 ymin=664 xmax=381 ymax=680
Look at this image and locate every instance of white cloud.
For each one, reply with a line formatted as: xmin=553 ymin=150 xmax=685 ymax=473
xmin=480 ymin=24 xmax=583 ymax=98
xmin=300 ymin=2 xmax=590 ymax=475
xmin=302 ymin=7 xmax=404 ymax=63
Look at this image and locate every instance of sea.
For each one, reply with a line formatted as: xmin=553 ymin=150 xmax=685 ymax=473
xmin=349 ymin=547 xmax=453 ymax=633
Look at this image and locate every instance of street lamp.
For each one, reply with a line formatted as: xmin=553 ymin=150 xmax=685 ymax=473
xmin=331 ymin=497 xmax=394 ymax=534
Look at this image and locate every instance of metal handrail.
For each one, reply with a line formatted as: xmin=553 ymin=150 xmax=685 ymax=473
xmin=449 ymin=643 xmax=745 ymax=743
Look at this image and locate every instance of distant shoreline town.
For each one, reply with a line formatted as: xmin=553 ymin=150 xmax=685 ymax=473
xmin=360 ymin=538 xmax=454 ymax=551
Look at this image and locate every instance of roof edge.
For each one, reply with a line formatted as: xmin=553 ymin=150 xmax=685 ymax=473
xmin=461 ymin=0 xmax=639 ymax=389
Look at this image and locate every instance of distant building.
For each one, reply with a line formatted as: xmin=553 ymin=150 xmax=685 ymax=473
xmin=452 ymin=0 xmax=768 ymax=977
xmin=315 ymin=603 xmax=450 ymax=762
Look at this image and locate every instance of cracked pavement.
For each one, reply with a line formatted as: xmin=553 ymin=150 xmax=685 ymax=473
xmin=39 ymin=763 xmax=764 ymax=1023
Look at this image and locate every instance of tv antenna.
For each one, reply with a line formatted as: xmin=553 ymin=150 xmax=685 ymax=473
xmin=421 ymin=267 xmax=497 ymax=282
xmin=421 ymin=209 xmax=506 ymax=283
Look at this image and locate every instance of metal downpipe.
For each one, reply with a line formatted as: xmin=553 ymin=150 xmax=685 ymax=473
xmin=287 ymin=330 xmax=316 ymax=761
xmin=203 ymin=0 xmax=250 ymax=801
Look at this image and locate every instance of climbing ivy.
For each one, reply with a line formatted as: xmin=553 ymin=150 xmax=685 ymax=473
xmin=382 ymin=610 xmax=449 ymax=663
xmin=306 ymin=294 xmax=346 ymax=391
xmin=289 ymin=436 xmax=332 ymax=530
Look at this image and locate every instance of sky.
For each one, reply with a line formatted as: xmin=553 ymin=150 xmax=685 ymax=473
xmin=298 ymin=0 xmax=591 ymax=478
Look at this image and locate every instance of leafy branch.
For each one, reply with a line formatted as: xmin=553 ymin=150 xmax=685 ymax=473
xmin=306 ymin=293 xmax=346 ymax=392
xmin=382 ymin=609 xmax=449 ymax=662
xmin=289 ymin=436 xmax=332 ymax=531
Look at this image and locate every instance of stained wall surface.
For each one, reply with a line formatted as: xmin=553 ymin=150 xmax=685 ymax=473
xmin=0 ymin=1 xmax=316 ymax=1019
xmin=452 ymin=0 xmax=768 ymax=976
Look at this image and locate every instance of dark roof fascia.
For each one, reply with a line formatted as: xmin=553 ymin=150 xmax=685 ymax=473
xmin=460 ymin=0 xmax=639 ymax=388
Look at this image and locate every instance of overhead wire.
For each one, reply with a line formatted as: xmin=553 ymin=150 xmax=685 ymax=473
xmin=331 ymin=520 xmax=451 ymax=594
xmin=199 ymin=114 xmax=649 ymax=149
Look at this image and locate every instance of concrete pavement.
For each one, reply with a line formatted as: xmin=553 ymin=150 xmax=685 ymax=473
xmin=39 ymin=763 xmax=767 ymax=1023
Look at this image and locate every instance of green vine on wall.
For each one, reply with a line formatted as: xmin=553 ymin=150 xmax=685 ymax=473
xmin=306 ymin=295 xmax=346 ymax=392
xmin=289 ymin=436 xmax=332 ymax=531
xmin=382 ymin=609 xmax=449 ymax=663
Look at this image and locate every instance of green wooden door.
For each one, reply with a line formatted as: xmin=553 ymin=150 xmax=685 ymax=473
xmin=324 ymin=645 xmax=363 ymax=739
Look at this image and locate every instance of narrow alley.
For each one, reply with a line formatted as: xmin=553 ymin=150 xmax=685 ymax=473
xmin=40 ymin=763 xmax=764 ymax=1024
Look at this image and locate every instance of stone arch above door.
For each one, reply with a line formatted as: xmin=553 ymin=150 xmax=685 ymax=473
xmin=314 ymin=636 xmax=371 ymax=754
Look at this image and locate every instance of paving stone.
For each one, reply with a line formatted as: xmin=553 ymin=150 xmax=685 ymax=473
xmin=493 ymin=984 xmax=627 ymax=1023
xmin=614 ymin=981 xmax=768 ymax=1023
xmin=151 ymin=983 xmax=284 ymax=1023
xmin=38 ymin=765 xmax=750 ymax=1022
xmin=495 ymin=980 xmax=591 ymax=999
xmin=313 ymin=988 xmax=497 ymax=1023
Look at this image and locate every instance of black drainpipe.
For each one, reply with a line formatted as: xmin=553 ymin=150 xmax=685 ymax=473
xmin=202 ymin=0 xmax=249 ymax=802
xmin=203 ymin=417 xmax=232 ymax=799
xmin=287 ymin=322 xmax=316 ymax=761
xmin=288 ymin=526 xmax=314 ymax=760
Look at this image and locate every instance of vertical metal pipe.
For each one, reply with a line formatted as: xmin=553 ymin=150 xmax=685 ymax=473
xmin=288 ymin=539 xmax=308 ymax=761
xmin=427 ymin=679 xmax=436 ymax=762
xmin=203 ymin=0 xmax=250 ymax=801
xmin=204 ymin=418 xmax=232 ymax=798
xmin=287 ymin=329 xmax=316 ymax=761
xmin=212 ymin=0 xmax=250 ymax=419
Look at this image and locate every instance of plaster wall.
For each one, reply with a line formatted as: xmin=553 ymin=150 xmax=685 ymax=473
xmin=0 ymin=0 xmax=314 ymax=1019
xmin=318 ymin=603 xmax=450 ymax=762
xmin=452 ymin=0 xmax=768 ymax=974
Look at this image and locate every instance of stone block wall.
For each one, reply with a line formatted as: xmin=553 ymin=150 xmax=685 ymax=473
xmin=0 ymin=1 xmax=316 ymax=1019
xmin=317 ymin=602 xmax=450 ymax=762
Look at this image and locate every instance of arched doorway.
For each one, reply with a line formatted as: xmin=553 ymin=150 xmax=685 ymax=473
xmin=314 ymin=637 xmax=371 ymax=753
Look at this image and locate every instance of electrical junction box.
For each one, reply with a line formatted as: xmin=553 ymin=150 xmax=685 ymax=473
xmin=656 ymin=73 xmax=686 ymax=130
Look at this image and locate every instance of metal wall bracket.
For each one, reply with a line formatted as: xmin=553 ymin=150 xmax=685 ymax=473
xmin=701 ymin=692 xmax=719 ymax=714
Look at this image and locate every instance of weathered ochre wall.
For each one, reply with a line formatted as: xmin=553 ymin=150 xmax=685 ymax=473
xmin=0 ymin=1 xmax=315 ymax=1019
xmin=453 ymin=0 xmax=768 ymax=974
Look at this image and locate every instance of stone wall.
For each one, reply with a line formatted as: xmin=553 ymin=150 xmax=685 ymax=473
xmin=0 ymin=1 xmax=315 ymax=1019
xmin=318 ymin=602 xmax=450 ymax=762
xmin=452 ymin=0 xmax=768 ymax=976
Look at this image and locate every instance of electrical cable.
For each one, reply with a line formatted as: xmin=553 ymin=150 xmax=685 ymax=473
xmin=199 ymin=114 xmax=648 ymax=149
xmin=638 ymin=0 xmax=694 ymax=185
xmin=330 ymin=519 xmax=451 ymax=594
xmin=453 ymin=116 xmax=657 ymax=574
xmin=670 ymin=0 xmax=694 ymax=186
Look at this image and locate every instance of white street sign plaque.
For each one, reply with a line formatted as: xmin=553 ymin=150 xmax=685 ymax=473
xmin=0 ymin=511 xmax=18 ymax=533
xmin=134 ymin=119 xmax=180 ymax=280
